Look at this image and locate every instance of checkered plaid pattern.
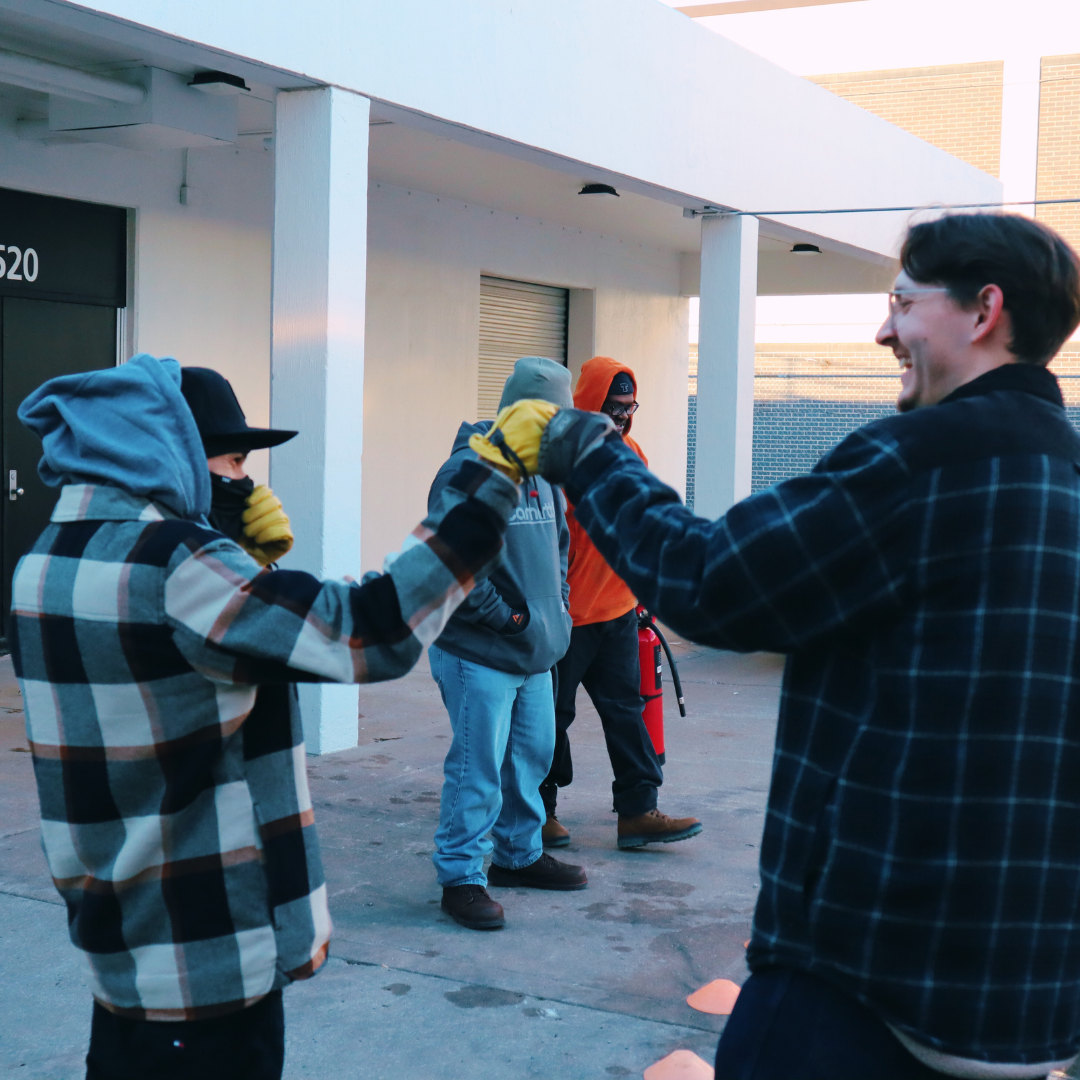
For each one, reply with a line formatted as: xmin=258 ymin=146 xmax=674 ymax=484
xmin=567 ymin=365 xmax=1080 ymax=1065
xmin=13 ymin=461 xmax=518 ymax=1020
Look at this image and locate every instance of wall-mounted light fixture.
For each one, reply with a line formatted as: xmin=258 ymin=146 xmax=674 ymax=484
xmin=579 ymin=183 xmax=619 ymax=196
xmin=189 ymin=70 xmax=250 ymax=95
xmin=791 ymin=243 xmax=822 ymax=255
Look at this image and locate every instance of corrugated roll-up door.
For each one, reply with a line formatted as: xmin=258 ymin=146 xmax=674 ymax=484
xmin=478 ymin=276 xmax=568 ymax=419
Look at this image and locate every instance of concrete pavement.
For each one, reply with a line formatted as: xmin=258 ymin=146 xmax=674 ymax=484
xmin=0 ymin=640 xmax=784 ymax=1078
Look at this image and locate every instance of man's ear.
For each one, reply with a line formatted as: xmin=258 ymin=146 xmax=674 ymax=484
xmin=972 ymin=284 xmax=1007 ymax=345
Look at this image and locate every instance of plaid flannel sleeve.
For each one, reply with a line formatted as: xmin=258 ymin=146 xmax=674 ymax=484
xmin=566 ymin=429 xmax=913 ymax=653
xmin=165 ymin=459 xmax=519 ymax=683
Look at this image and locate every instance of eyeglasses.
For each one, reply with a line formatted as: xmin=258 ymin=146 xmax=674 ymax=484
xmin=887 ymin=287 xmax=950 ymax=316
xmin=602 ymin=400 xmax=639 ymax=419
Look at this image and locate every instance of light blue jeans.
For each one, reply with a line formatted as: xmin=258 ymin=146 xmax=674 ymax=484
xmin=429 ymin=645 xmax=555 ymax=888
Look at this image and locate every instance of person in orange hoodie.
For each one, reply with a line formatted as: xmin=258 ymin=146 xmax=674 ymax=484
xmin=539 ymin=356 xmax=702 ymax=850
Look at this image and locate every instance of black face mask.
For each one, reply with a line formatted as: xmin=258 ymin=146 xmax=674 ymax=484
xmin=208 ymin=473 xmax=255 ymax=542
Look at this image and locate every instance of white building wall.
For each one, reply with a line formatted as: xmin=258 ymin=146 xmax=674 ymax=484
xmin=362 ymin=181 xmax=687 ymax=574
xmin=0 ymin=128 xmax=689 ymax=575
xmin=0 ymin=128 xmax=275 ymax=481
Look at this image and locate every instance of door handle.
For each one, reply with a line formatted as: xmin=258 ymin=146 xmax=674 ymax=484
xmin=9 ymin=470 xmax=23 ymax=501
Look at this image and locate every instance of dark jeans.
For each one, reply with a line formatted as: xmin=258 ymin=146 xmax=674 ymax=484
xmin=715 ymin=968 xmax=954 ymax=1079
xmin=540 ymin=608 xmax=662 ymax=817
xmin=86 ymin=991 xmax=284 ymax=1080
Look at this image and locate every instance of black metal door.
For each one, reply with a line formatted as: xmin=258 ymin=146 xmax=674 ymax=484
xmin=1 ymin=297 xmax=117 ymax=616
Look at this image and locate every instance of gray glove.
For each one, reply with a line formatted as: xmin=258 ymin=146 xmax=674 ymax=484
xmin=537 ymin=408 xmax=616 ymax=486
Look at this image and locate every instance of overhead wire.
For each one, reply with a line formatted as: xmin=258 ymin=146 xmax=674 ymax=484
xmin=713 ymin=197 xmax=1080 ymax=218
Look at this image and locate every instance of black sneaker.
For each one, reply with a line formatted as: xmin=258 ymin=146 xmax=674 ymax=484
xmin=487 ymin=852 xmax=588 ymax=891
xmin=441 ymin=885 xmax=505 ymax=929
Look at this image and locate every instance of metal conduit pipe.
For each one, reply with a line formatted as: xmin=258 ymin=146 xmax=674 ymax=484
xmin=0 ymin=48 xmax=145 ymax=105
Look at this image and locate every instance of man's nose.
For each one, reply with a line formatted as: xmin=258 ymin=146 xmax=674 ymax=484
xmin=875 ymin=314 xmax=896 ymax=347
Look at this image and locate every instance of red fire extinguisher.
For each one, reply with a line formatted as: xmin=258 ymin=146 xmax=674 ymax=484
xmin=637 ymin=606 xmax=686 ymax=765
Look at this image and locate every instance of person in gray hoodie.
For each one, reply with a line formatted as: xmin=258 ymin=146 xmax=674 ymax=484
xmin=429 ymin=357 xmax=587 ymax=930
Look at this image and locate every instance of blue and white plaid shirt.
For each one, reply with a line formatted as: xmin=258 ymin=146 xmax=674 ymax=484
xmin=567 ymin=364 xmax=1080 ymax=1065
xmin=13 ymin=461 xmax=518 ymax=1021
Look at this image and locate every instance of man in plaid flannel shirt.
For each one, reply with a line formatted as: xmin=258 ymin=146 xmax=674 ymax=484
xmin=536 ymin=214 xmax=1080 ymax=1077
xmin=11 ymin=353 xmax=546 ymax=1080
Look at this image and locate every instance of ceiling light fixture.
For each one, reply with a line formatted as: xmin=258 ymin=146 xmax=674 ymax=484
xmin=791 ymin=243 xmax=822 ymax=255
xmin=579 ymin=183 xmax=619 ymax=197
xmin=188 ymin=70 xmax=250 ymax=95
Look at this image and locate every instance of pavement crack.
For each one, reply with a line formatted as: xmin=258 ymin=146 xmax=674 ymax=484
xmin=0 ymin=826 xmax=41 ymax=840
xmin=0 ymin=888 xmax=64 ymax=907
xmin=328 ymin=949 xmax=719 ymax=1034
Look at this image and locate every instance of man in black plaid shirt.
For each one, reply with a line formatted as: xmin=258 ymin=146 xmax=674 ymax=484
xmin=536 ymin=214 xmax=1080 ymax=1077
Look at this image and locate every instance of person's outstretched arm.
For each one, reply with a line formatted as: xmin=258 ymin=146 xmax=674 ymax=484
xmin=164 ymin=458 xmax=520 ymax=684
xmin=424 ymin=455 xmax=517 ymax=632
xmin=561 ymin=428 xmax=913 ymax=654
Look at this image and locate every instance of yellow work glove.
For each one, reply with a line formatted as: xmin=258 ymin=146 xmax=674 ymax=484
xmin=240 ymin=484 xmax=294 ymax=567
xmin=468 ymin=399 xmax=560 ymax=482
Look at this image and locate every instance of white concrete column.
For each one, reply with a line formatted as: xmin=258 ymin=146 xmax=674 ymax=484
xmin=1000 ymin=54 xmax=1042 ymax=215
xmin=270 ymin=87 xmax=369 ymax=755
xmin=693 ymin=213 xmax=758 ymax=520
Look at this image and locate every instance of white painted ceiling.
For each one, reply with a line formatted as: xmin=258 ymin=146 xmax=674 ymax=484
xmin=368 ymin=120 xmax=703 ymax=252
xmin=367 ymin=118 xmax=896 ymax=292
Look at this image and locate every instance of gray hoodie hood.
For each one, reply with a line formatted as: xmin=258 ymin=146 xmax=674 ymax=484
xmin=498 ymin=356 xmax=573 ymax=411
xmin=429 ymin=419 xmax=571 ymax=675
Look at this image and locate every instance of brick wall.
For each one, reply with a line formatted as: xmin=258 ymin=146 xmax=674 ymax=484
xmin=752 ymin=344 xmax=899 ymax=491
xmin=687 ymin=343 xmax=698 ymax=506
xmin=808 ymin=62 xmax=1003 ymax=176
xmin=1051 ymin=343 xmax=1080 ymax=429
xmin=686 ymin=345 xmax=1080 ymax=508
xmin=1036 ymin=54 xmax=1080 ymax=250
xmin=686 ymin=393 xmax=697 ymax=508
xmin=686 ymin=343 xmax=899 ymax=503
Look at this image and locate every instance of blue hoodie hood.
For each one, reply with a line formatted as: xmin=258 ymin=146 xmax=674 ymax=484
xmin=17 ymin=353 xmax=210 ymax=521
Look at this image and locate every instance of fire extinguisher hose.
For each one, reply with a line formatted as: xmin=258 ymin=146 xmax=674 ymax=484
xmin=640 ymin=610 xmax=687 ymax=718
xmin=654 ymin=627 xmax=687 ymax=717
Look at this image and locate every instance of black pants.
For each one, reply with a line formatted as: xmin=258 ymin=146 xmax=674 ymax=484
xmin=715 ymin=969 xmax=951 ymax=1079
xmin=541 ymin=609 xmax=663 ymax=817
xmin=86 ymin=991 xmax=284 ymax=1080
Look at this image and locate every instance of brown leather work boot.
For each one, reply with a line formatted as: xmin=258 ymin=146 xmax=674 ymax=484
xmin=441 ymin=884 xmax=505 ymax=929
xmin=487 ymin=852 xmax=587 ymax=891
xmin=617 ymin=808 xmax=703 ymax=850
xmin=542 ymin=814 xmax=571 ymax=848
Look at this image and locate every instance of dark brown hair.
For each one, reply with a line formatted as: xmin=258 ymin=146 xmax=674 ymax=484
xmin=901 ymin=213 xmax=1080 ymax=365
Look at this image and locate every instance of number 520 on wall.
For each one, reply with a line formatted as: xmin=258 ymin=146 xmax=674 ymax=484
xmin=0 ymin=247 xmax=39 ymax=282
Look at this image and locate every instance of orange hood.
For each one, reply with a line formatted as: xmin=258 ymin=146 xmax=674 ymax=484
xmin=573 ymin=356 xmax=637 ymax=438
xmin=564 ymin=355 xmax=645 ymax=626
